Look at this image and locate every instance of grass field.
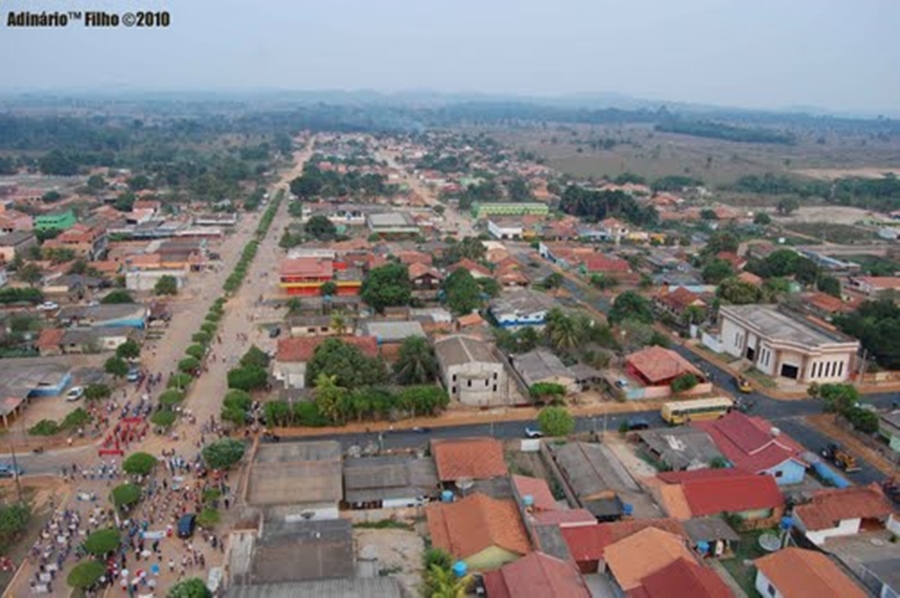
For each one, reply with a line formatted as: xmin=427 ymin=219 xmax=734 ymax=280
xmin=780 ymin=222 xmax=877 ymax=244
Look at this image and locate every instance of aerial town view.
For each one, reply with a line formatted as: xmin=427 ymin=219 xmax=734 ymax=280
xmin=1 ymin=2 xmax=899 ymax=597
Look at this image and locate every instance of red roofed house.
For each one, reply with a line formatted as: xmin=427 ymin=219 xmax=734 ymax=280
xmin=631 ymin=557 xmax=734 ymax=598
xmin=754 ymin=547 xmax=867 ymax=598
xmin=792 ymin=484 xmax=897 ymax=545
xmin=603 ymin=527 xmax=698 ymax=594
xmin=36 ymin=328 xmax=66 ymax=357
xmin=562 ymin=519 xmax=688 ymax=574
xmin=624 ymin=346 xmax=710 ymax=398
xmin=271 ymin=335 xmax=379 ymax=390
xmin=580 ymin=253 xmax=631 ymax=275
xmin=482 ymin=551 xmax=590 ymax=598
xmin=0 ymin=209 xmax=33 ymax=233
xmin=279 ymin=257 xmax=334 ymax=296
xmin=655 ymin=286 xmax=708 ymax=323
xmin=694 ymin=411 xmax=807 ymax=485
xmin=801 ymin=291 xmax=856 ymax=320
xmin=848 ymin=275 xmax=900 ymax=298
xmin=44 ymin=224 xmax=108 ymax=260
xmin=494 ymin=257 xmax=530 ymax=288
xmin=656 ymin=469 xmax=784 ymax=529
xmin=448 ymin=258 xmax=490 ymax=279
xmin=430 ymin=437 xmax=508 ymax=484
xmin=425 ymin=492 xmax=531 ymax=570
xmin=408 ymin=262 xmax=443 ymax=291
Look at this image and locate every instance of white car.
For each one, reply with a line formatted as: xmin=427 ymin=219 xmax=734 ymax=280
xmin=524 ymin=427 xmax=544 ymax=439
xmin=37 ymin=301 xmax=59 ymax=311
xmin=65 ymin=386 xmax=84 ymax=401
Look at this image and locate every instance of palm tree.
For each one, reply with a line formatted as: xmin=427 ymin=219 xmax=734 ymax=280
xmin=313 ymin=373 xmax=348 ymax=425
xmin=394 ymin=337 xmax=439 ymax=385
xmin=426 ymin=565 xmax=472 ymax=598
xmin=330 ymin=312 xmax=348 ymax=336
xmin=680 ymin=305 xmax=706 ymax=326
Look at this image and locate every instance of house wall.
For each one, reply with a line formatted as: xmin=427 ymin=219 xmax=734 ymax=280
xmin=796 ymin=515 xmax=861 ymax=546
xmin=275 ymin=502 xmax=340 ymax=521
xmin=272 ymin=362 xmax=307 ymax=390
xmin=464 ymin=546 xmax=520 ymax=571
xmin=886 ymin=514 xmax=900 ymax=536
xmin=488 ymin=220 xmax=522 ymax=240
xmin=762 ymin=459 xmax=806 ymax=486
xmin=444 ymin=361 xmax=508 ymax=407
xmin=491 ymin=310 xmax=548 ymax=330
xmin=755 ymin=570 xmax=785 ymax=598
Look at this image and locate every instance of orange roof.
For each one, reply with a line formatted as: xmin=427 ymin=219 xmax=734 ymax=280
xmin=456 ymin=312 xmax=486 ymax=328
xmin=625 ymin=346 xmax=703 ymax=384
xmin=737 ymin=271 xmax=763 ymax=286
xmin=604 ymin=527 xmax=696 ymax=591
xmin=511 ymin=475 xmax=558 ymax=511
xmin=280 ymin=257 xmax=333 ymax=279
xmin=128 ymin=253 xmax=161 ymax=267
xmin=631 ymin=557 xmax=734 ymax=598
xmin=275 ymin=335 xmax=379 ymax=363
xmin=482 ymin=551 xmax=590 ymax=598
xmin=431 ymin=438 xmax=507 ymax=481
xmin=395 ymin=250 xmax=432 ymax=265
xmin=794 ymin=484 xmax=895 ymax=531
xmin=562 ymin=519 xmax=687 ymax=562
xmin=659 ymin=287 xmax=705 ymax=311
xmin=36 ymin=328 xmax=65 ymax=350
xmin=449 ymin=258 xmax=490 ymax=277
xmin=754 ymin=548 xmax=867 ymax=598
xmin=407 ymin=262 xmax=443 ymax=280
xmin=425 ymin=493 xmax=531 ymax=562
xmin=90 ymin=260 xmax=121 ymax=275
xmin=803 ymin=291 xmax=852 ymax=315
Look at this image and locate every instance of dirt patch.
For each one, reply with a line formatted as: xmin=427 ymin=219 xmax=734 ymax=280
xmin=793 ymin=167 xmax=900 ymax=181
xmin=775 ymin=206 xmax=875 ymax=225
xmin=354 ymin=528 xmax=424 ymax=596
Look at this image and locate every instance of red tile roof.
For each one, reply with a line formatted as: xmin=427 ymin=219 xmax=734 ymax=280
xmin=395 ymin=250 xmax=432 ymax=265
xmin=754 ymin=548 xmax=867 ymax=598
xmin=803 ymin=291 xmax=853 ymax=315
xmin=431 ymin=438 xmax=507 ymax=481
xmin=279 ymin=257 xmax=333 ymax=279
xmin=562 ymin=519 xmax=688 ymax=562
xmin=794 ymin=484 xmax=895 ymax=531
xmin=659 ymin=287 xmax=705 ymax=311
xmin=511 ymin=475 xmax=558 ymax=511
xmin=693 ymin=412 xmax=805 ymax=473
xmin=659 ymin=469 xmax=783 ymax=517
xmin=631 ymin=557 xmax=734 ymax=598
xmin=36 ymin=328 xmax=65 ymax=350
xmin=626 ymin=346 xmax=704 ymax=385
xmin=582 ymin=253 xmax=631 ymax=273
xmin=426 ymin=493 xmax=531 ymax=562
xmin=530 ymin=509 xmax=596 ymax=527
xmin=275 ymin=335 xmax=379 ymax=363
xmin=482 ymin=551 xmax=590 ymax=598
xmin=407 ymin=262 xmax=443 ymax=281
xmin=449 ymin=258 xmax=490 ymax=277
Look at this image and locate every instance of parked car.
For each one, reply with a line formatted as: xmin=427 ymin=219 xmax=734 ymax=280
xmin=65 ymin=386 xmax=84 ymax=401
xmin=268 ymin=327 xmax=281 ymax=338
xmin=37 ymin=301 xmax=59 ymax=311
xmin=0 ymin=463 xmax=23 ymax=478
xmin=625 ymin=417 xmax=650 ymax=431
xmin=524 ymin=427 xmax=544 ymax=439
xmin=177 ymin=513 xmax=196 ymax=538
xmin=614 ymin=379 xmax=629 ymax=389
xmin=127 ymin=368 xmax=143 ymax=383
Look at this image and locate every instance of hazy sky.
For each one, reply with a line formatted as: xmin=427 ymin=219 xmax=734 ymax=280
xmin=2 ymin=0 xmax=898 ymax=113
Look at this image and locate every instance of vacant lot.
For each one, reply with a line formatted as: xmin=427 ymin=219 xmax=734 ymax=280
xmin=793 ymin=167 xmax=900 ymax=180
xmin=776 ymin=205 xmax=874 ymax=225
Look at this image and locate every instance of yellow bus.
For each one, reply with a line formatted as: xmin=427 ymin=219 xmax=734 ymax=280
xmin=661 ymin=397 xmax=735 ymax=425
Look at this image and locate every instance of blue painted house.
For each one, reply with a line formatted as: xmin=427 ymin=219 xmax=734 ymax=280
xmin=488 ymin=289 xmax=557 ymax=331
xmin=695 ymin=411 xmax=808 ymax=486
xmin=57 ymin=304 xmax=149 ymax=329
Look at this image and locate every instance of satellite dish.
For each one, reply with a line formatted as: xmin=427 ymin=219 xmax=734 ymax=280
xmin=758 ymin=533 xmax=781 ymax=552
xmin=456 ymin=477 xmax=474 ymax=495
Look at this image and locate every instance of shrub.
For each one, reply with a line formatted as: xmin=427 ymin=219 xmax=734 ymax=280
xmin=191 ymin=331 xmax=211 ymax=345
xmin=670 ymin=373 xmax=699 ymax=393
xmin=61 ymin=408 xmax=92 ymax=430
xmin=845 ymin=407 xmax=879 ymax=434
xmin=111 ymin=483 xmax=141 ymax=507
xmin=122 ymin=452 xmax=156 ymax=476
xmin=168 ymin=577 xmax=212 ymax=598
xmin=202 ymin=438 xmax=246 ymax=470
xmin=84 ymin=383 xmax=111 ymax=401
xmin=221 ymin=389 xmax=252 ymax=425
xmin=538 ymin=406 xmax=575 ymax=437
xmin=204 ymin=312 xmax=220 ymax=323
xmin=200 ymin=322 xmax=217 ymax=335
xmin=83 ymin=528 xmax=120 ymax=556
xmin=167 ymin=373 xmax=193 ymax=390
xmin=28 ymin=419 xmax=59 ymax=436
xmin=185 ymin=344 xmax=206 ymax=361
xmin=178 ymin=357 xmax=201 ymax=374
xmin=150 ymin=410 xmax=177 ymax=428
xmin=67 ymin=561 xmax=106 ymax=590
xmin=227 ymin=365 xmax=268 ymax=392
xmin=159 ymin=389 xmax=185 ymax=407
xmin=197 ymin=507 xmax=220 ymax=528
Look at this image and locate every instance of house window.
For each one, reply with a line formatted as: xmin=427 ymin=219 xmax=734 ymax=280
xmin=467 ymin=380 xmax=472 ymax=388
xmin=485 ymin=379 xmax=489 ymax=387
xmin=452 ymin=374 xmax=457 ymax=383
xmin=774 ymin=470 xmax=783 ymax=478
xmin=767 ymin=583 xmax=776 ymax=597
xmin=452 ymin=386 xmax=457 ymax=394
xmin=837 ymin=361 xmax=844 ymax=377
xmin=492 ymin=385 xmax=497 ymax=392
xmin=493 ymin=372 xmax=498 ymax=380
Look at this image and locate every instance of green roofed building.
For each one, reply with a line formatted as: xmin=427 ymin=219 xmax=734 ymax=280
xmin=472 ymin=202 xmax=549 ymax=219
xmin=35 ymin=210 xmax=76 ymax=232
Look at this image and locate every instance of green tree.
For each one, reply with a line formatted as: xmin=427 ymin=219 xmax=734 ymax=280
xmin=753 ymin=212 xmax=772 ymax=225
xmin=240 ymin=345 xmax=270 ymax=369
xmin=443 ymin=268 xmax=482 ymax=315
xmin=150 ymin=410 xmax=177 ymax=428
xmin=304 ymin=215 xmax=338 ymax=240
xmin=313 ymin=373 xmax=349 ymax=425
xmin=361 ymin=263 xmax=412 ymax=313
xmin=703 ymin=230 xmax=740 ymax=255
xmin=122 ymin=452 xmax=156 ymax=476
xmin=305 ymin=337 xmax=386 ymax=389
xmin=397 ymin=385 xmax=450 ymax=417
xmin=608 ymin=291 xmax=654 ymax=325
xmin=818 ymin=275 xmax=842 ymax=298
xmin=158 ymin=389 xmax=185 ymax=407
xmin=221 ymin=389 xmax=252 ymax=425
xmin=538 ymin=406 xmax=575 ymax=437
xmin=226 ymin=365 xmax=268 ymax=391
xmin=702 ymin=258 xmax=735 ymax=284
xmin=86 ymin=174 xmax=106 ymax=193
xmin=680 ymin=305 xmax=706 ymax=326
xmin=776 ymin=196 xmax=800 ymax=215
xmin=717 ymin=278 xmax=764 ymax=304
xmin=819 ymin=383 xmax=859 ymax=414
xmin=154 ymin=275 xmax=179 ymax=296
xmin=104 ymin=356 xmax=129 ymax=378
xmin=101 ymin=289 xmax=135 ymax=304
xmin=0 ymin=503 xmax=30 ymax=543
xmin=178 ymin=357 xmax=201 ymax=374
xmin=167 ymin=577 xmax=212 ymax=598
xmin=425 ymin=564 xmax=472 ymax=598
xmin=115 ymin=339 xmax=141 ymax=361
xmin=17 ymin=262 xmax=44 ymax=287
xmin=529 ymin=382 xmax=567 ymax=405
xmin=202 ymin=439 xmax=246 ymax=470
xmin=67 ymin=561 xmax=106 ymax=590
xmin=84 ymin=383 xmax=111 ymax=401
xmin=185 ymin=344 xmax=206 ymax=361
xmin=477 ymin=277 xmax=501 ymax=298
xmin=320 ymin=280 xmax=338 ymax=296
xmin=83 ymin=528 xmax=120 ymax=556
xmin=544 ymin=309 xmax=582 ymax=353
xmin=670 ymin=373 xmax=699 ymax=393
xmin=394 ymin=336 xmax=439 ymax=385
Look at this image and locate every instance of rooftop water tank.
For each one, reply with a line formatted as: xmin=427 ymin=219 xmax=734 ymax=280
xmin=452 ymin=561 xmax=468 ymax=578
xmin=441 ymin=490 xmax=454 ymax=503
xmin=522 ymin=495 xmax=534 ymax=508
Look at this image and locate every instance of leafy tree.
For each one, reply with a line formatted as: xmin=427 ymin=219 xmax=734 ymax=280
xmin=61 ymin=408 xmax=91 ymax=430
xmin=394 ymin=336 xmax=439 ymax=385
xmin=495 ymin=327 xmax=540 ymax=354
xmin=819 ymin=383 xmax=859 ymax=414
xmin=83 ymin=528 xmax=120 ymax=556
xmin=776 ymin=196 xmax=800 ymax=215
xmin=703 ymin=230 xmax=740 ymax=256
xmin=154 ymin=275 xmax=179 ymax=296
xmin=0 ymin=503 xmax=30 ymax=542
xmin=306 ymin=337 xmax=386 ymax=389
xmin=115 ymin=339 xmax=141 ymax=361
xmin=702 ymin=258 xmax=735 ymax=284
xmin=221 ymin=389 xmax=252 ymax=425
xmin=529 ymin=382 xmax=567 ymax=405
xmin=150 ymin=410 xmax=177 ymax=428
xmin=104 ymin=356 xmax=129 ymax=378
xmin=286 ymin=297 xmax=302 ymax=315
xmin=167 ymin=373 xmax=193 ymax=390
xmin=240 ymin=345 xmax=270 ymax=369
xmin=425 ymin=564 xmax=472 ymax=598
xmin=86 ymin=174 xmax=106 ymax=193
xmin=443 ymin=268 xmax=482 ymax=315
xmin=700 ymin=208 xmax=718 ymax=220
xmin=397 ymin=385 xmax=450 ymax=417
xmin=84 ymin=383 xmax=111 ymax=401
xmin=17 ymin=262 xmax=44 ymax=287
xmin=196 ymin=508 xmax=220 ymax=529
xmin=608 ymin=291 xmax=654 ymax=325
xmin=477 ymin=277 xmax=501 ymax=298
xmin=101 ymin=289 xmax=135 ymax=304
xmin=590 ymin=273 xmax=619 ymax=291
xmin=361 ymin=263 xmax=412 ymax=313
xmin=202 ymin=439 xmax=246 ymax=470
xmin=304 ymin=215 xmax=338 ymax=240
xmin=844 ymin=407 xmax=879 ymax=434
xmin=670 ymin=373 xmax=699 ymax=393
xmin=158 ymin=389 xmax=185 ymax=407
xmin=443 ymin=237 xmax=486 ymax=265
xmin=818 ymin=275 xmax=842 ymax=298
xmin=538 ymin=406 xmax=575 ymax=437
xmin=178 ymin=357 xmax=201 ymax=374
xmin=680 ymin=305 xmax=706 ymax=326
xmin=167 ymin=577 xmax=212 ymax=598
xmin=186 ymin=344 xmax=206 ymax=361
xmin=320 ymin=280 xmax=338 ymax=296
xmin=544 ymin=308 xmax=582 ymax=353
xmin=226 ymin=365 xmax=268 ymax=392
xmin=264 ymin=400 xmax=292 ymax=427
xmin=717 ymin=278 xmax=764 ymax=304
xmin=313 ymin=373 xmax=349 ymax=424
xmin=28 ymin=420 xmax=59 ymax=436
xmin=67 ymin=561 xmax=106 ymax=590
xmin=123 ymin=452 xmax=156 ymax=476
xmin=834 ymin=299 xmax=900 ymax=369
xmin=753 ymin=212 xmax=772 ymax=225
xmin=542 ymin=272 xmax=564 ymax=289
